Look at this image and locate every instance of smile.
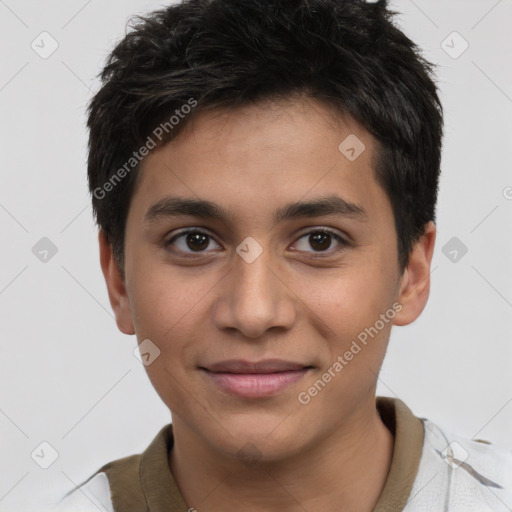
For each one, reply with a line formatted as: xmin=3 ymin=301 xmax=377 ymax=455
xmin=199 ymin=358 xmax=314 ymax=398
xmin=200 ymin=367 xmax=312 ymax=398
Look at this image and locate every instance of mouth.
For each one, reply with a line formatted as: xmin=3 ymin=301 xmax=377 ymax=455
xmin=199 ymin=359 xmax=314 ymax=398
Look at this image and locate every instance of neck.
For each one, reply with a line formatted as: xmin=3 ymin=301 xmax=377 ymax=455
xmin=169 ymin=397 xmax=394 ymax=512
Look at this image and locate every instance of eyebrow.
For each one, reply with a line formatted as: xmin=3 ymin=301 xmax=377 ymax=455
xmin=144 ymin=195 xmax=368 ymax=224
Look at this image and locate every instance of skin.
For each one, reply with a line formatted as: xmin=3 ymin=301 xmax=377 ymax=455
xmin=99 ymin=96 xmax=436 ymax=511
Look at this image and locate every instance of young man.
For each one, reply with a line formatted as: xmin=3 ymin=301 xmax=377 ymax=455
xmin=56 ymin=0 xmax=512 ymax=510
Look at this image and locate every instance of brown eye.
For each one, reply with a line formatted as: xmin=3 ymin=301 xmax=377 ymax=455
xmin=293 ymin=229 xmax=349 ymax=255
xmin=165 ymin=229 xmax=221 ymax=254
xmin=309 ymin=232 xmax=332 ymax=251
xmin=185 ymin=232 xmax=209 ymax=251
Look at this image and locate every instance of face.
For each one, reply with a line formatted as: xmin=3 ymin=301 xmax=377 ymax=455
xmin=101 ymin=97 xmax=435 ymax=461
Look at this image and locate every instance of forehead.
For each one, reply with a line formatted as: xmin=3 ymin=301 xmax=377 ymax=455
xmin=129 ymin=97 xmax=392 ymax=229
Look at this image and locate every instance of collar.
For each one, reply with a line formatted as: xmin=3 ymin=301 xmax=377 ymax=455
xmin=137 ymin=397 xmax=424 ymax=511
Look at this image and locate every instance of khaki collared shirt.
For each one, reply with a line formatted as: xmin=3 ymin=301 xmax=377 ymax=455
xmin=55 ymin=397 xmax=512 ymax=511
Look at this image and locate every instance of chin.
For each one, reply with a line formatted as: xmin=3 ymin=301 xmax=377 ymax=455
xmin=210 ymin=418 xmax=305 ymax=463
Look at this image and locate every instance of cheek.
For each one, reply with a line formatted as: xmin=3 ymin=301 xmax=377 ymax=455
xmin=127 ymin=276 xmax=190 ymax=393
xmin=129 ymin=260 xmax=210 ymax=335
xmin=128 ymin=268 xmax=208 ymax=411
xmin=293 ymin=263 xmax=397 ymax=366
xmin=302 ymin=267 xmax=392 ymax=327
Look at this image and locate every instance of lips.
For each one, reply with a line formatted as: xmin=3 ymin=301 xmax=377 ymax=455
xmin=199 ymin=359 xmax=313 ymax=398
xmin=202 ymin=359 xmax=312 ymax=374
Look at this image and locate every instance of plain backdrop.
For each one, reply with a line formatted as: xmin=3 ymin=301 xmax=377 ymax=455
xmin=1 ymin=0 xmax=511 ymax=510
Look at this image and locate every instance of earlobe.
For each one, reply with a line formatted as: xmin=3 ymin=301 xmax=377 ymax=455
xmin=98 ymin=230 xmax=136 ymax=335
xmin=393 ymin=222 xmax=436 ymax=327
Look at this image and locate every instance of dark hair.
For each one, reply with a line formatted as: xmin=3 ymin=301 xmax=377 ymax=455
xmin=87 ymin=0 xmax=443 ymax=275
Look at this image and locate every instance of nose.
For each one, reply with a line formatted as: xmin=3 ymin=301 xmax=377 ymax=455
xmin=212 ymin=242 xmax=297 ymax=340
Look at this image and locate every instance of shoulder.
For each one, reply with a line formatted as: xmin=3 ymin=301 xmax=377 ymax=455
xmin=52 ymin=425 xmax=172 ymax=512
xmin=53 ymin=452 xmax=143 ymax=512
xmin=407 ymin=417 xmax=512 ymax=511
xmin=52 ymin=472 xmax=113 ymax=512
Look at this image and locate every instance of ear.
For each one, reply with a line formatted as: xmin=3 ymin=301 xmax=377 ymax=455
xmin=98 ymin=229 xmax=135 ymax=335
xmin=393 ymin=221 xmax=436 ymax=326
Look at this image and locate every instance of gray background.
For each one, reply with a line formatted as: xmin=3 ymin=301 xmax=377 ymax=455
xmin=1 ymin=0 xmax=511 ymax=510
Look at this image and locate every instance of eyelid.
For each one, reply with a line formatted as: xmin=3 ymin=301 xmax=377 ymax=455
xmin=293 ymin=226 xmax=351 ymax=243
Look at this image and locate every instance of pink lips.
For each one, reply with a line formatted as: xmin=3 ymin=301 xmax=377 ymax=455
xmin=200 ymin=359 xmax=312 ymax=398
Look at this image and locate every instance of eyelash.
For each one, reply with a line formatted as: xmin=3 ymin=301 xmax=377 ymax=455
xmin=163 ymin=228 xmax=351 ymax=259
